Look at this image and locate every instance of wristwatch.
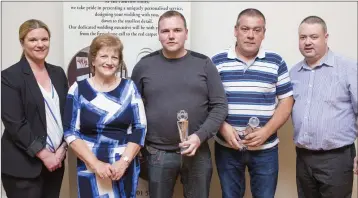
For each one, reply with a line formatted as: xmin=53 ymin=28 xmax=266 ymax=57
xmin=122 ymin=156 xmax=130 ymax=164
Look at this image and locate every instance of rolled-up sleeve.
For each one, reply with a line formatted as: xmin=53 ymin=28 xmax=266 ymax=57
xmin=1 ymin=70 xmax=46 ymax=157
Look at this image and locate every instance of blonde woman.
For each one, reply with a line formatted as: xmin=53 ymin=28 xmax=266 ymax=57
xmin=63 ymin=33 xmax=147 ymax=197
xmin=1 ymin=19 xmax=68 ymax=198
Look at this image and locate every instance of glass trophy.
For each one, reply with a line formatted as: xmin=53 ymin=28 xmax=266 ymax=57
xmin=177 ymin=110 xmax=189 ymax=151
xmin=237 ymin=117 xmax=260 ymax=151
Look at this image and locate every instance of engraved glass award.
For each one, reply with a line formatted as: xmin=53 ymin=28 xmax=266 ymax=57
xmin=238 ymin=117 xmax=260 ymax=150
xmin=177 ymin=110 xmax=189 ymax=151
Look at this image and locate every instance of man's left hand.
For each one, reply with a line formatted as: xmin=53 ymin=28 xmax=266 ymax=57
xmin=179 ymin=134 xmax=201 ymax=157
xmin=241 ymin=127 xmax=270 ymax=147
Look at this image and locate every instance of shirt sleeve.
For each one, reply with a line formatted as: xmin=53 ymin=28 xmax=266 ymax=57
xmin=128 ymin=80 xmax=147 ymax=146
xmin=195 ymin=58 xmax=228 ymax=143
xmin=211 ymin=53 xmax=223 ymax=74
xmin=345 ymin=61 xmax=358 ymax=138
xmin=276 ymin=59 xmax=293 ymax=99
xmin=62 ymin=82 xmax=82 ymax=144
xmin=346 ymin=60 xmax=358 ymax=116
xmin=131 ymin=62 xmax=144 ymax=97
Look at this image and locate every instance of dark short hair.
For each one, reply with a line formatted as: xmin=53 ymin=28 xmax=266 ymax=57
xmin=300 ymin=16 xmax=327 ymax=33
xmin=236 ymin=8 xmax=266 ymax=26
xmin=158 ymin=10 xmax=187 ymax=29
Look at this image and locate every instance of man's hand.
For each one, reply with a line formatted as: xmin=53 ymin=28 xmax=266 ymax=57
xmin=354 ymin=156 xmax=358 ymax=175
xmin=241 ymin=127 xmax=270 ymax=147
xmin=219 ymin=122 xmax=243 ymax=150
xmin=179 ymin=134 xmax=201 ymax=156
xmin=36 ymin=148 xmax=60 ymax=172
xmin=89 ymin=160 xmax=113 ymax=179
xmin=110 ymin=160 xmax=129 ymax=181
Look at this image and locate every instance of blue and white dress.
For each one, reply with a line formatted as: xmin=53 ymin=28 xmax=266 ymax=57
xmin=63 ymin=78 xmax=147 ymax=198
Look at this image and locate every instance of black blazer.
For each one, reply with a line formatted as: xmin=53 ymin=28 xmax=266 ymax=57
xmin=1 ymin=57 xmax=69 ymax=178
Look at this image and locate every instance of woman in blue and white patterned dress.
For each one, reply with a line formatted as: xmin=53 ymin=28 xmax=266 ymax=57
xmin=63 ymin=34 xmax=147 ymax=198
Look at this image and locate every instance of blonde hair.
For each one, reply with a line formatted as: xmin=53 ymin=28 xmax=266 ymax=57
xmin=19 ymin=19 xmax=51 ymax=58
xmin=88 ymin=33 xmax=127 ymax=78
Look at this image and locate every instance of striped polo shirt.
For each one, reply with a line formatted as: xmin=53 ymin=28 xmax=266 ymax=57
xmin=212 ymin=45 xmax=293 ymax=150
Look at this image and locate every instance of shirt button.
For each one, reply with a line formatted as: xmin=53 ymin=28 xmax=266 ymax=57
xmin=307 ymin=100 xmax=310 ymax=104
xmin=312 ymin=70 xmax=315 ymax=73
xmin=304 ymin=116 xmax=308 ymax=119
xmin=309 ymin=84 xmax=312 ymax=88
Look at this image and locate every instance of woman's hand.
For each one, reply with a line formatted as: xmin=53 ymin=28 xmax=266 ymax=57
xmin=55 ymin=142 xmax=67 ymax=166
xmin=36 ymin=148 xmax=60 ymax=172
xmin=110 ymin=160 xmax=129 ymax=181
xmin=90 ymin=160 xmax=113 ymax=179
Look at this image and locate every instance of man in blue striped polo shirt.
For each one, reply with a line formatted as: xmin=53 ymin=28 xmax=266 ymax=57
xmin=212 ymin=8 xmax=293 ymax=198
xmin=290 ymin=16 xmax=357 ymax=198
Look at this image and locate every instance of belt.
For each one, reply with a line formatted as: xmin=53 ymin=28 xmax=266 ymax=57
xmin=296 ymin=143 xmax=354 ymax=154
xmin=146 ymin=144 xmax=181 ymax=154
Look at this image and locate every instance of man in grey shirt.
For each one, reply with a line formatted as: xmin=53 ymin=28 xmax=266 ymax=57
xmin=290 ymin=16 xmax=357 ymax=198
xmin=131 ymin=10 xmax=228 ymax=198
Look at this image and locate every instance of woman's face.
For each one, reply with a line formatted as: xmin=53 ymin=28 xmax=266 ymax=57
xmin=93 ymin=46 xmax=120 ymax=78
xmin=22 ymin=28 xmax=50 ymax=62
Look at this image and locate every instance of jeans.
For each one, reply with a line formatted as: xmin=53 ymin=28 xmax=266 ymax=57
xmin=143 ymin=142 xmax=213 ymax=198
xmin=215 ymin=142 xmax=278 ymax=198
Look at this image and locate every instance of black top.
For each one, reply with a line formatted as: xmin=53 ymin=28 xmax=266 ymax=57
xmin=131 ymin=50 xmax=228 ymax=150
xmin=1 ymin=56 xmax=69 ymax=178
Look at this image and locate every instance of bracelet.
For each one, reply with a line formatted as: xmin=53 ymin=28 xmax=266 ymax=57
xmin=62 ymin=142 xmax=68 ymax=150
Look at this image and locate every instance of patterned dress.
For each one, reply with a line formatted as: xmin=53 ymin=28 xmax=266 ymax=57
xmin=63 ymin=78 xmax=147 ymax=198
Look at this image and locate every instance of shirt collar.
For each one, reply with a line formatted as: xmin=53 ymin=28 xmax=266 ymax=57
xmin=227 ymin=44 xmax=266 ymax=60
xmin=299 ymin=48 xmax=335 ymax=71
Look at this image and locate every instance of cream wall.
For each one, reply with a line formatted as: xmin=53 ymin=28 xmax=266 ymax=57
xmin=1 ymin=1 xmax=357 ymax=198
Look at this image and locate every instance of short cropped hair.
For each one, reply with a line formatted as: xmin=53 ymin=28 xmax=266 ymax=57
xmin=300 ymin=16 xmax=327 ymax=33
xmin=158 ymin=10 xmax=187 ymax=29
xmin=236 ymin=8 xmax=266 ymax=26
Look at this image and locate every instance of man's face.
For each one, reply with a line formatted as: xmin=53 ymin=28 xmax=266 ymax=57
xmin=158 ymin=16 xmax=188 ymax=55
xmin=298 ymin=23 xmax=328 ymax=60
xmin=234 ymin=15 xmax=265 ymax=58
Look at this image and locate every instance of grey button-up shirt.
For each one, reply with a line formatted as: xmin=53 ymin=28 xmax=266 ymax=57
xmin=290 ymin=49 xmax=357 ymax=150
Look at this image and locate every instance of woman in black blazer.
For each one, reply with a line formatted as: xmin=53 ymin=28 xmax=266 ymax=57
xmin=1 ymin=19 xmax=68 ymax=198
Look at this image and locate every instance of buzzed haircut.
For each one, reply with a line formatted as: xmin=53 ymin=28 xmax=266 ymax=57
xmin=158 ymin=10 xmax=187 ymax=29
xmin=236 ymin=8 xmax=266 ymax=26
xmin=300 ymin=16 xmax=327 ymax=33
